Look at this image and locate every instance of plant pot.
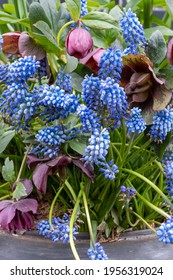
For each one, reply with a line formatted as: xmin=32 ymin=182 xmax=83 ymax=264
xmin=0 ymin=229 xmax=172 ymax=260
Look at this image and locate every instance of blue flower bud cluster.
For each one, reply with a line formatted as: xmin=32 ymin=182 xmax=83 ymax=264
xmin=87 ymin=242 xmax=108 ymax=260
xmin=55 ymin=68 xmax=72 ymax=94
xmin=36 ymin=57 xmax=48 ymax=78
xmin=149 ymin=106 xmax=173 ymax=142
xmin=83 ymin=128 xmax=119 ymax=180
xmin=164 ymin=161 xmax=173 ymax=198
xmin=126 ymin=107 xmax=146 ymax=134
xmin=0 ymin=83 xmax=38 ymax=129
xmin=98 ymin=48 xmax=122 ymax=82
xmin=82 ymin=75 xmax=101 ymax=111
xmin=8 ymin=56 xmax=40 ymax=84
xmin=100 ymin=77 xmax=128 ymax=124
xmin=162 ymin=150 xmax=173 ymax=165
xmin=39 ymin=85 xmax=80 ymax=121
xmin=80 ymin=0 xmax=88 ymax=17
xmin=0 ymin=64 xmax=10 ymax=83
xmin=37 ymin=214 xmax=78 ymax=243
xmin=157 ymin=216 xmax=173 ymax=244
xmin=119 ymin=8 xmax=146 ymax=51
xmin=32 ymin=124 xmax=77 ymax=158
xmin=76 ymin=104 xmax=101 ymax=133
xmin=120 ymin=185 xmax=136 ymax=197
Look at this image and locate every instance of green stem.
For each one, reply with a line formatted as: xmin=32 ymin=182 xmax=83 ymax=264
xmin=65 ymin=180 xmax=77 ymax=201
xmin=69 ymin=189 xmax=83 ymax=260
xmin=0 ymin=194 xmax=11 ymax=201
xmin=136 ymin=191 xmax=170 ymax=218
xmin=16 ymin=144 xmax=32 ymax=182
xmin=0 ymin=182 xmax=10 ymax=189
xmin=57 ymin=20 xmax=75 ymax=47
xmin=125 ymin=202 xmax=140 ymax=227
xmin=49 ymin=184 xmax=64 ymax=227
xmin=143 ymin=0 xmax=153 ymax=28
xmin=122 ymin=168 xmax=173 ymax=210
xmin=132 ymin=211 xmax=157 ymax=233
xmin=82 ymin=189 xmax=95 ymax=245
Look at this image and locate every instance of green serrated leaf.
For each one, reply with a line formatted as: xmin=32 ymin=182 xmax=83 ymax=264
xmin=145 ymin=26 xmax=173 ymax=39
xmin=33 ymin=21 xmax=58 ymax=46
xmin=147 ymin=30 xmax=166 ymax=65
xmin=64 ymin=54 xmax=78 ymax=73
xmin=69 ymin=139 xmax=86 ymax=155
xmin=66 ymin=0 xmax=81 ymax=21
xmin=29 ymin=2 xmax=51 ymax=34
xmin=0 ymin=130 xmax=15 ymax=154
xmin=12 ymin=181 xmax=27 ymax=200
xmin=2 ymin=158 xmax=16 ymax=183
xmin=81 ymin=11 xmax=118 ymax=30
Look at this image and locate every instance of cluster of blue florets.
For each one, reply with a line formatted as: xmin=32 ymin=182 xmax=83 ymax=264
xmin=55 ymin=68 xmax=72 ymax=94
xmin=37 ymin=214 xmax=78 ymax=243
xmin=149 ymin=106 xmax=173 ymax=142
xmin=87 ymin=242 xmax=108 ymax=260
xmin=82 ymin=75 xmax=101 ymax=111
xmin=98 ymin=48 xmax=123 ymax=82
xmin=164 ymin=161 xmax=173 ymax=198
xmin=119 ymin=8 xmax=146 ymax=53
xmin=77 ymin=104 xmax=101 ymax=133
xmin=157 ymin=216 xmax=173 ymax=244
xmin=120 ymin=185 xmax=136 ymax=198
xmin=126 ymin=107 xmax=146 ymax=134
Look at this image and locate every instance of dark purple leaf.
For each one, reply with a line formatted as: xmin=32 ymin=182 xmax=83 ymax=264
xmin=73 ymin=159 xmax=94 ymax=182
xmin=27 ymin=154 xmax=50 ymax=169
xmin=18 ymin=33 xmax=46 ymax=60
xmin=15 ymin=198 xmax=38 ymax=214
xmin=0 ymin=205 xmax=16 ymax=226
xmin=32 ymin=163 xmax=51 ymax=193
xmin=2 ymin=32 xmax=21 ymax=54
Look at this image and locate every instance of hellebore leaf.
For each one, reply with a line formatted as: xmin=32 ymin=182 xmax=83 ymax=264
xmin=0 ymin=130 xmax=15 ymax=154
xmin=29 ymin=2 xmax=51 ymax=34
xmin=146 ymin=30 xmax=167 ymax=65
xmin=12 ymin=182 xmax=27 ymax=201
xmin=66 ymin=0 xmax=81 ymax=22
xmin=81 ymin=12 xmax=118 ymax=30
xmin=18 ymin=33 xmax=46 ymax=60
xmin=2 ymin=157 xmax=16 ymax=184
xmin=69 ymin=139 xmax=86 ymax=155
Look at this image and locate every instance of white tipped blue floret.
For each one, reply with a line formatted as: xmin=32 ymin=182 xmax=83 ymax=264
xmin=98 ymin=48 xmax=123 ymax=82
xmin=126 ymin=107 xmax=146 ymax=134
xmin=87 ymin=242 xmax=108 ymax=260
xmin=119 ymin=8 xmax=146 ymax=48
xmin=164 ymin=161 xmax=173 ymax=198
xmin=82 ymin=75 xmax=101 ymax=111
xmin=55 ymin=68 xmax=72 ymax=93
xmin=157 ymin=217 xmax=173 ymax=244
xmin=149 ymin=106 xmax=173 ymax=142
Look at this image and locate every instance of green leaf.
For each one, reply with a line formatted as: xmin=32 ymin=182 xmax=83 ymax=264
xmin=65 ymin=0 xmax=81 ymax=21
xmin=109 ymin=5 xmax=122 ymax=20
xmin=145 ymin=26 xmax=173 ymax=39
xmin=166 ymin=0 xmax=173 ymax=18
xmin=81 ymin=11 xmax=118 ymax=30
xmin=0 ymin=130 xmax=15 ymax=154
xmin=69 ymin=139 xmax=86 ymax=155
xmin=70 ymin=72 xmax=83 ymax=92
xmin=2 ymin=158 xmax=16 ymax=183
xmin=151 ymin=131 xmax=172 ymax=159
xmin=29 ymin=2 xmax=51 ymax=34
xmin=12 ymin=181 xmax=27 ymax=200
xmin=64 ymin=54 xmax=78 ymax=73
xmin=147 ymin=30 xmax=167 ymax=65
xmin=3 ymin=4 xmax=15 ymax=14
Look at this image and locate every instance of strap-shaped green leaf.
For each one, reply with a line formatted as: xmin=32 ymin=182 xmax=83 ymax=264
xmin=65 ymin=0 xmax=81 ymax=22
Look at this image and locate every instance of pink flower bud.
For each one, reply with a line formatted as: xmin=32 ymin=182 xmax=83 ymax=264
xmin=65 ymin=25 xmax=93 ymax=59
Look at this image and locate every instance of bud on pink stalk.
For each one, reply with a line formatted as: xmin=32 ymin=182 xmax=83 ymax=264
xmin=65 ymin=23 xmax=93 ymax=59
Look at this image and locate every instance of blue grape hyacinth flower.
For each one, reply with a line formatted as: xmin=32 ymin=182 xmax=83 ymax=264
xmin=149 ymin=106 xmax=173 ymax=142
xmin=164 ymin=161 xmax=173 ymax=198
xmin=119 ymin=8 xmax=146 ymax=48
xmin=82 ymin=75 xmax=101 ymax=111
xmin=55 ymin=68 xmax=72 ymax=94
xmin=87 ymin=242 xmax=108 ymax=260
xmin=157 ymin=217 xmax=173 ymax=244
xmin=126 ymin=107 xmax=146 ymax=134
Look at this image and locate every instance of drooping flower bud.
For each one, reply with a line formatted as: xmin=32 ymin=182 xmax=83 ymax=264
xmin=65 ymin=24 xmax=93 ymax=59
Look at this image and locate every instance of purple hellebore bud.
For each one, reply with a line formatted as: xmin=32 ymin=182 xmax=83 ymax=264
xmin=65 ymin=24 xmax=93 ymax=59
xmin=0 ymin=198 xmax=38 ymax=233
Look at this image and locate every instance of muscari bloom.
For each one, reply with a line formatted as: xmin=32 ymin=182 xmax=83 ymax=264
xmin=120 ymin=185 xmax=136 ymax=199
xmin=149 ymin=106 xmax=173 ymax=142
xmin=83 ymin=128 xmax=119 ymax=180
xmin=87 ymin=242 xmax=108 ymax=260
xmin=98 ymin=47 xmax=123 ymax=82
xmin=126 ymin=107 xmax=146 ymax=134
xmin=157 ymin=216 xmax=173 ymax=244
xmin=37 ymin=214 xmax=78 ymax=243
xmin=76 ymin=104 xmax=101 ymax=133
xmin=164 ymin=161 xmax=173 ymax=198
xmin=55 ymin=68 xmax=72 ymax=94
xmin=100 ymin=77 xmax=128 ymax=124
xmin=66 ymin=23 xmax=93 ymax=59
xmin=82 ymin=75 xmax=101 ymax=111
xmin=0 ymin=198 xmax=38 ymax=233
xmin=119 ymin=8 xmax=146 ymax=49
